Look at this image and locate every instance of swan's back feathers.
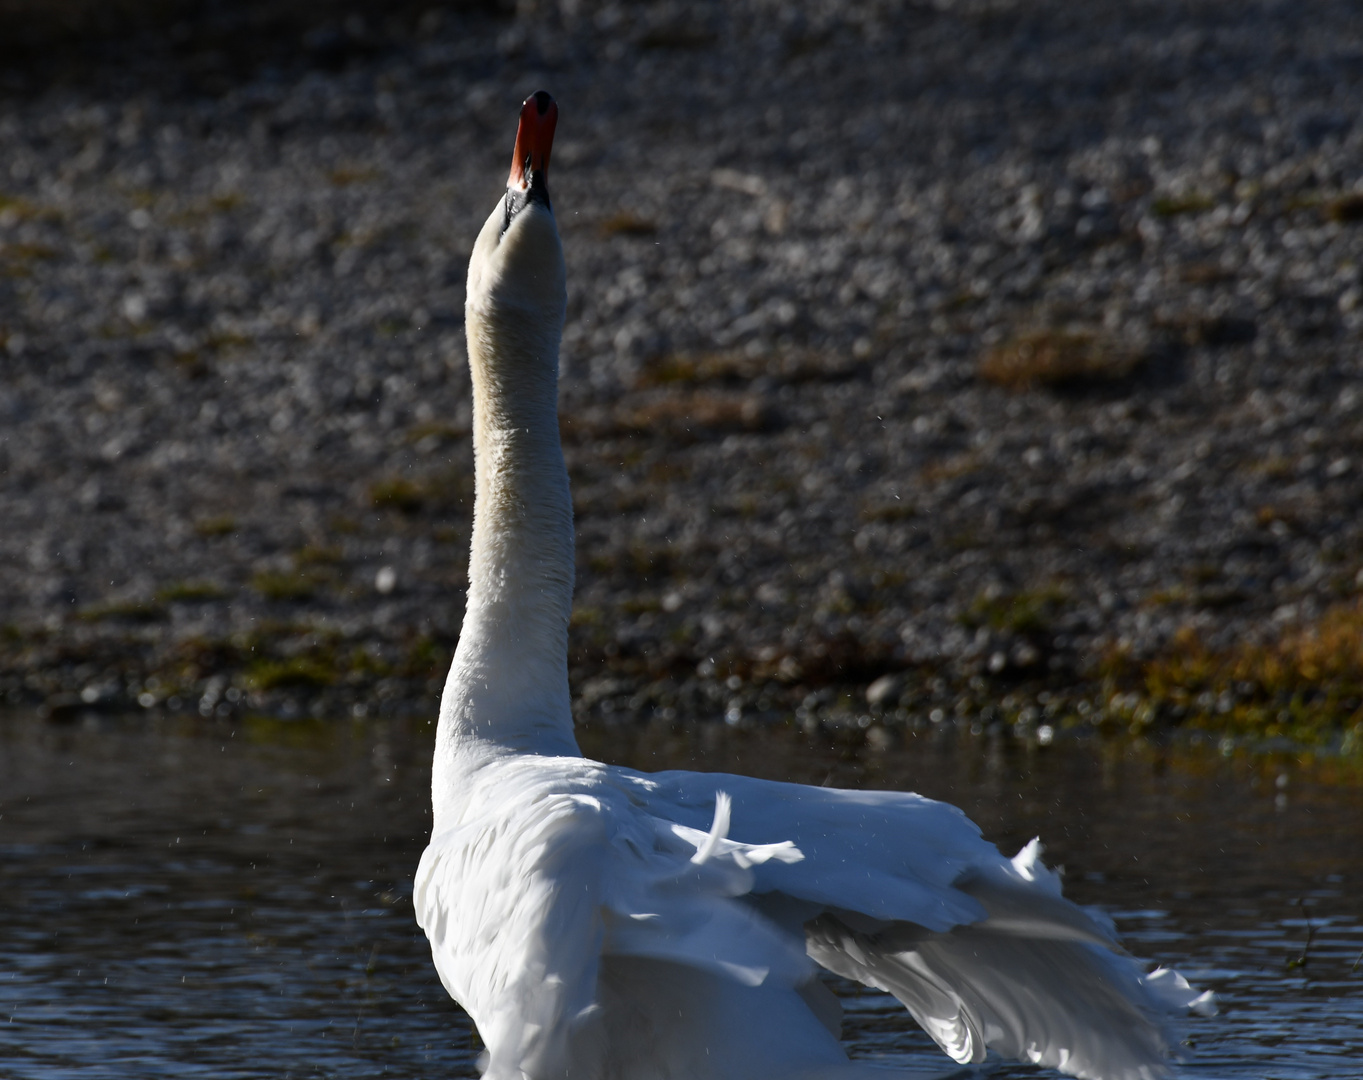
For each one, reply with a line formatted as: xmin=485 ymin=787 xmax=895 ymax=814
xmin=416 ymin=757 xmax=1207 ymax=1080
xmin=415 ymin=782 xmax=609 ymax=1079
xmin=415 ymin=758 xmax=843 ymax=1080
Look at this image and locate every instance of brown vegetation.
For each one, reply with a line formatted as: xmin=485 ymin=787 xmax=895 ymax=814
xmin=1112 ymin=600 xmax=1363 ymax=742
xmin=980 ymin=330 xmax=1141 ymax=390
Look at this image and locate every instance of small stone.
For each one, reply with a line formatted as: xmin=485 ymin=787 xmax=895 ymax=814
xmin=865 ymin=726 xmax=894 ymax=752
xmin=865 ymin=674 xmax=902 ymax=707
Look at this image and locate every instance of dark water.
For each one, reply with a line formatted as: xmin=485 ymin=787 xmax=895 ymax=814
xmin=1 ymin=712 xmax=1360 ymax=1079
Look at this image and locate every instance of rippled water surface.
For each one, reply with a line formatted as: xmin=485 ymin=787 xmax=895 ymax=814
xmin=2 ymin=712 xmax=1360 ymax=1078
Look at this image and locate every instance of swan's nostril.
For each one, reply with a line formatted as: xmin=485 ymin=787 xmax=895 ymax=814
xmin=531 ymin=90 xmax=554 ymax=115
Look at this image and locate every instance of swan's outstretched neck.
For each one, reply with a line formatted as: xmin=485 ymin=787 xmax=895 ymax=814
xmin=434 ymin=93 xmax=578 ymax=819
xmin=452 ymin=290 xmax=575 ymax=754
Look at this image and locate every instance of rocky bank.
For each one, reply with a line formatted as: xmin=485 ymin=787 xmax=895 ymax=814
xmin=1 ymin=0 xmax=1362 ymax=746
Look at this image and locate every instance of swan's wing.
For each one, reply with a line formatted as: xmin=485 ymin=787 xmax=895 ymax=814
xmin=803 ymin=849 xmax=1210 ymax=1080
xmin=636 ymin=769 xmax=1212 ymax=1080
xmin=637 ymin=769 xmax=1003 ymax=930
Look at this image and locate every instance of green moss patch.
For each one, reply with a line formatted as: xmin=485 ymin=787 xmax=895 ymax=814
xmin=251 ymin=571 xmax=319 ymax=602
xmin=77 ymin=598 xmax=167 ymax=623
xmin=961 ymin=586 xmax=1068 ymax=635
xmin=1151 ymin=191 xmax=1215 ymax=217
xmin=246 ymin=656 xmax=334 ymax=690
xmin=157 ymin=580 xmax=227 ymax=603
xmin=193 ymin=515 xmax=237 ymax=537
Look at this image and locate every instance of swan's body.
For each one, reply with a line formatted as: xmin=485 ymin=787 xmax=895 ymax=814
xmin=415 ymin=92 xmax=1211 ymax=1080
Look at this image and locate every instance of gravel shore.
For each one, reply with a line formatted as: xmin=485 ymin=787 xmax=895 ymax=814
xmin=2 ymin=1 xmax=1362 ymax=743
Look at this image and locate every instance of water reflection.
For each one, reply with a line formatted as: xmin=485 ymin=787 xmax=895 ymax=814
xmin=1 ymin=712 xmax=1360 ymax=1078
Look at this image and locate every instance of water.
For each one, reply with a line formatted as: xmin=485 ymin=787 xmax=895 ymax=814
xmin=1 ymin=712 xmax=1360 ymax=1078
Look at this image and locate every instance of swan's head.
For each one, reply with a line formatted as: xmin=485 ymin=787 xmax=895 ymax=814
xmin=466 ymin=91 xmax=565 ymax=331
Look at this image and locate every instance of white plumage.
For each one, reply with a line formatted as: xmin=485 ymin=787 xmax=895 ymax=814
xmin=415 ymin=91 xmax=1212 ymax=1080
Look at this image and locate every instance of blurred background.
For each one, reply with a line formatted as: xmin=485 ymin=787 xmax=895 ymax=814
xmin=0 ymin=0 xmax=1361 ymax=748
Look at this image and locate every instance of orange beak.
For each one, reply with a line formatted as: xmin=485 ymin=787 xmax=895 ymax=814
xmin=508 ymin=91 xmax=557 ymax=192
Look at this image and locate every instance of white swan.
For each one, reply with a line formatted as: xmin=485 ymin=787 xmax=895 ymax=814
xmin=414 ymin=91 xmax=1212 ymax=1080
